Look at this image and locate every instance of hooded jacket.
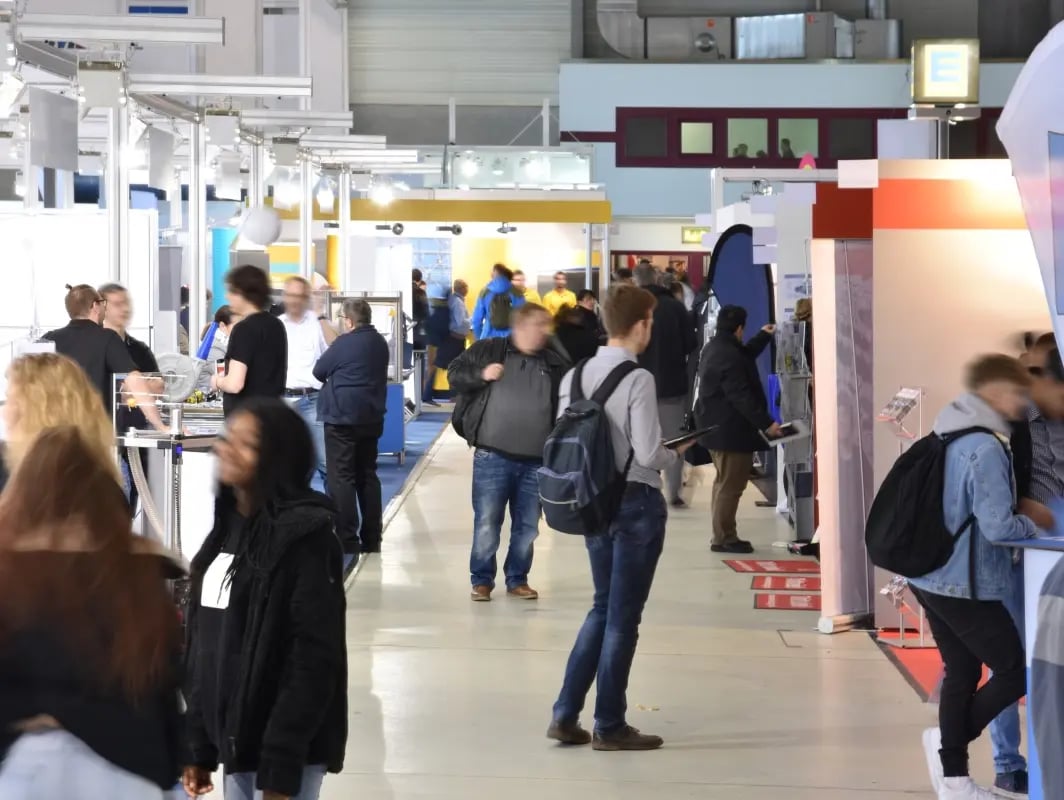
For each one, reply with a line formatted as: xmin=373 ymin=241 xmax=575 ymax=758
xmin=185 ymin=493 xmax=347 ymax=796
xmin=907 ymin=393 xmax=1038 ymax=601
xmin=471 ymin=276 xmax=525 ymax=340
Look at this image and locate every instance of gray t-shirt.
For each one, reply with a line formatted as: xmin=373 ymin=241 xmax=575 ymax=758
xmin=476 ymin=350 xmax=555 ymax=460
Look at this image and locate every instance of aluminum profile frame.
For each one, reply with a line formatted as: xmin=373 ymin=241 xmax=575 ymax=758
xmin=239 ymin=109 xmax=354 ymax=129
xmin=17 ymin=12 xmax=225 ymax=45
xmin=298 ymin=134 xmax=387 ymax=149
xmin=128 ymin=74 xmax=312 ymax=98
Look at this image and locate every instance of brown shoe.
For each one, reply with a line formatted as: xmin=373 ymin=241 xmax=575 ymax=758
xmin=507 ymin=585 xmax=539 ymax=600
xmin=547 ymin=719 xmax=592 ymax=745
xmin=470 ymin=585 xmax=492 ymax=602
xmin=592 ymin=725 xmax=664 ymax=751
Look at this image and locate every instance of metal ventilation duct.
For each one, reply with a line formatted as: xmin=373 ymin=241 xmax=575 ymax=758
xmin=597 ymin=0 xmax=646 ymax=59
xmin=636 ymin=0 xmax=817 ymax=15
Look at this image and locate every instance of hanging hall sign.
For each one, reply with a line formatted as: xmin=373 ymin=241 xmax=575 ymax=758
xmin=912 ymin=39 xmax=981 ymax=106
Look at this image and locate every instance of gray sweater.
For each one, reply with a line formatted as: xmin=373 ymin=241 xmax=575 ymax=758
xmin=1033 ymin=552 xmax=1064 ymax=799
xmin=558 ymin=346 xmax=678 ymax=489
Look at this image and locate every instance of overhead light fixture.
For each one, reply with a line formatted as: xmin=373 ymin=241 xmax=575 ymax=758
xmin=127 ymin=74 xmax=311 ymax=98
xmin=12 ymin=169 xmax=24 ymax=198
xmin=497 ymin=223 xmax=517 ymax=235
xmin=17 ymin=12 xmax=226 ymax=45
xmin=299 ymin=134 xmax=386 ymax=149
xmin=315 ymin=175 xmax=336 ymax=213
xmin=374 ymin=222 xmax=403 ymax=236
xmin=437 ymin=224 xmax=462 ymax=236
xmin=491 ymin=158 xmax=505 ymax=176
xmin=524 ymin=157 xmax=546 ymax=179
xmin=460 ymin=157 xmax=479 ymax=178
xmin=205 ymin=111 xmax=241 ymax=146
xmin=369 ymin=180 xmax=394 ymax=206
xmin=239 ymin=110 xmax=355 ymax=130
xmin=315 ymin=148 xmax=417 ymax=162
xmin=272 ymin=167 xmax=301 ymax=210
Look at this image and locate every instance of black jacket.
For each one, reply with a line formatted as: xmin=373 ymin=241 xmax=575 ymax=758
xmin=0 ymin=552 xmax=184 ymax=790
xmin=313 ymin=325 xmax=390 ymax=427
xmin=1012 ymin=419 xmax=1033 ymax=500
xmin=638 ymin=285 xmax=698 ymax=399
xmin=555 ymin=307 xmax=602 ymax=365
xmin=448 ymin=336 xmax=570 ymax=446
xmin=185 ymin=495 xmax=347 ymax=797
xmin=695 ymin=329 xmax=774 ymax=452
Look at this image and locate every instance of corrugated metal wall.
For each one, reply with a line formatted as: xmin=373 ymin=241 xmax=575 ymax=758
xmin=348 ymin=0 xmax=579 ymax=106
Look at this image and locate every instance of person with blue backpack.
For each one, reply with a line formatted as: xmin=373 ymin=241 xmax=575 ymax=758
xmin=471 ymin=263 xmax=524 ymax=340
xmin=865 ymin=354 xmax=1052 ymax=800
xmin=544 ymin=284 xmax=693 ymax=753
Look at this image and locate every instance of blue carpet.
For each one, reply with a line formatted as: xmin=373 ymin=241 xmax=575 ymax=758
xmin=343 ymin=409 xmax=452 ymax=572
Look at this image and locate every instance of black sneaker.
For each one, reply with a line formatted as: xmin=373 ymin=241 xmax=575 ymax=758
xmin=547 ymin=719 xmax=592 ymax=745
xmin=711 ymin=540 xmax=754 ymax=554
xmin=592 ymin=725 xmax=663 ymax=751
xmin=670 ymin=497 xmax=687 ymax=509
xmin=994 ymin=770 xmax=1028 ymax=797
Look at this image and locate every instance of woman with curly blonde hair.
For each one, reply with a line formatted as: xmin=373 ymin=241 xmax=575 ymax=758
xmin=2 ymin=353 xmax=120 ymax=487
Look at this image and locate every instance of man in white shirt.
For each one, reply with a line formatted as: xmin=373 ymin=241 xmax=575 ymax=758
xmin=281 ymin=276 xmax=337 ymax=493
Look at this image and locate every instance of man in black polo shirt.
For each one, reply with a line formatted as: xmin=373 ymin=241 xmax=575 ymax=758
xmin=42 ymin=285 xmax=162 ymax=429
xmin=99 ymin=282 xmax=159 ymax=373
xmin=211 ymin=265 xmax=287 ymax=417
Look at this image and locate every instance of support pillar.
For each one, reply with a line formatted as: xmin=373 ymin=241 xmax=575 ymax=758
xmin=300 ymin=156 xmax=314 ymax=279
xmin=188 ymin=118 xmax=207 ymax=351
xmin=107 ymin=102 xmax=130 ymax=283
xmin=338 ymin=168 xmax=351 ymax=290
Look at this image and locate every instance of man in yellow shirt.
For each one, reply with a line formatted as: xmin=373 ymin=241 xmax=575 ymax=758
xmin=543 ymin=271 xmax=577 ymax=318
xmin=513 ymin=270 xmax=542 ymax=306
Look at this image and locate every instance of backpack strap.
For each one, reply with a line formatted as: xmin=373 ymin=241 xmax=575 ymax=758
xmin=570 ymin=359 xmax=589 ymax=404
xmin=590 ymin=361 xmax=640 ymax=407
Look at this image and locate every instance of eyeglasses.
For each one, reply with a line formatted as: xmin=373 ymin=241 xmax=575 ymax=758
xmin=283 ymin=293 xmax=310 ymax=300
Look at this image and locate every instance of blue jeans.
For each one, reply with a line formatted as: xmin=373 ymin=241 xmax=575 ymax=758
xmin=553 ymin=483 xmax=667 ymax=734
xmin=470 ymin=449 xmax=541 ymax=590
xmin=225 ymin=765 xmax=326 ymax=800
xmin=0 ymin=730 xmax=164 ymax=799
xmin=989 ymin=564 xmax=1027 ymax=775
xmin=291 ymin=393 xmax=328 ymax=493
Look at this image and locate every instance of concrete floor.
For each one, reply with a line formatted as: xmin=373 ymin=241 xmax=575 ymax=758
xmin=313 ymin=428 xmax=1001 ymax=799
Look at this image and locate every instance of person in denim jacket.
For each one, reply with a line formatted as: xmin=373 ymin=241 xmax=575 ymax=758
xmin=909 ymin=355 xmax=1050 ymax=800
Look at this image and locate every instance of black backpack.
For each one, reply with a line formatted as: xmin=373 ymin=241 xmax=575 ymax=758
xmin=538 ymin=360 xmax=639 ymax=535
xmin=864 ymin=426 xmax=1006 ymax=579
xmin=488 ymin=289 xmax=518 ymax=331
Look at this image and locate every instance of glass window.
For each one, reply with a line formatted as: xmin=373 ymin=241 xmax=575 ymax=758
xmin=624 ymin=116 xmax=668 ymax=159
xmin=828 ymin=118 xmax=876 ymax=160
xmin=680 ymin=121 xmax=714 ymax=155
xmin=778 ymin=119 xmax=819 ymax=159
xmin=727 ymin=118 xmax=768 ymax=159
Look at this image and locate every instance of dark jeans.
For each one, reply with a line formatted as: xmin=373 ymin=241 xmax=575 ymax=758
xmin=470 ymin=450 xmax=541 ymax=589
xmin=324 ymin=422 xmax=384 ymax=552
xmin=553 ymin=483 xmax=667 ymax=734
xmin=911 ymin=586 xmax=1026 ymax=778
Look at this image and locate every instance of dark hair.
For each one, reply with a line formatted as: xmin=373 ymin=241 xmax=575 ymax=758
xmin=342 ymin=298 xmax=373 ymax=326
xmin=214 ymin=305 xmax=234 ymax=325
xmin=0 ymin=427 xmax=180 ymax=701
xmin=614 ymin=267 xmax=633 ymax=281
xmin=180 ymin=285 xmax=189 ymax=305
xmin=716 ymin=305 xmax=748 ymax=335
xmin=1035 ymin=332 xmax=1057 ymax=350
xmin=225 ymin=264 xmax=271 ymax=310
xmin=513 ymin=269 xmax=525 ymax=277
xmin=411 ymin=269 xmax=423 ymax=283
xmin=64 ymin=284 xmax=102 ymax=319
xmin=965 ymin=354 xmax=1031 ymax=391
xmin=98 ymin=282 xmax=127 ymax=300
xmin=576 ymin=289 xmax=596 ymax=304
xmin=602 ymin=284 xmax=656 ymax=337
xmin=492 ymin=263 xmax=514 ymax=281
xmin=222 ymin=399 xmax=318 ymax=577
xmin=555 ymin=271 xmax=566 ymax=278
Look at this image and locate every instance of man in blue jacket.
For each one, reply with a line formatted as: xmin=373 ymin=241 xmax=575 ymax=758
xmin=314 ymin=298 xmax=390 ymax=555
xmin=472 ymin=263 xmax=524 ymax=340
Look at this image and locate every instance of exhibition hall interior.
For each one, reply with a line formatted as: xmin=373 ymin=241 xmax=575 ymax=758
xmin=6 ymin=0 xmax=1064 ymax=799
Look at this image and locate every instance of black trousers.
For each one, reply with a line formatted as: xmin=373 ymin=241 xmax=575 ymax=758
xmin=324 ymin=422 xmax=384 ymax=553
xmin=911 ymin=586 xmax=1026 ymax=777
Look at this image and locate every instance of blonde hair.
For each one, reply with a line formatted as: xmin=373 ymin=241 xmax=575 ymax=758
xmin=5 ymin=354 xmax=119 ymax=482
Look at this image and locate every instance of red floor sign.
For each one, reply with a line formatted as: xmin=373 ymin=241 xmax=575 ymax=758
xmin=723 ymin=559 xmax=821 ymax=574
xmin=755 ymin=593 xmax=822 ymax=611
xmin=751 ymin=576 xmax=822 ymax=592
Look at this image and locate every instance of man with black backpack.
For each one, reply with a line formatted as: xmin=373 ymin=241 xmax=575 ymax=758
xmin=472 ymin=263 xmax=524 ymax=341
xmin=447 ymin=303 xmax=569 ymax=602
xmin=868 ymin=355 xmax=1045 ymax=800
xmin=546 ymin=284 xmax=692 ymax=753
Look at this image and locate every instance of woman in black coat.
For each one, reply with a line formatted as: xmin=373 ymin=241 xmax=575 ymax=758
xmin=183 ymin=399 xmax=347 ymax=800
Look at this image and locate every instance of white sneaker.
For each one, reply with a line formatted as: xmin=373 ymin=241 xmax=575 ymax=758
xmin=923 ymin=727 xmax=944 ymax=793
xmin=939 ymin=776 xmax=999 ymax=799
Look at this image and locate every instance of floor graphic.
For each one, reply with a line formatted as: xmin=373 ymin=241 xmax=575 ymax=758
xmin=754 ymin=593 xmax=822 ymax=611
xmin=723 ymin=559 xmax=821 ymax=574
xmin=751 ymin=575 xmax=822 ymax=591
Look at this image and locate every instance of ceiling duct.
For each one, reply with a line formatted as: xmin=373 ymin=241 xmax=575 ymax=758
xmin=597 ymin=0 xmax=646 ymax=59
xmin=597 ymin=0 xmax=734 ymax=59
xmin=636 ymin=0 xmax=816 ymax=14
